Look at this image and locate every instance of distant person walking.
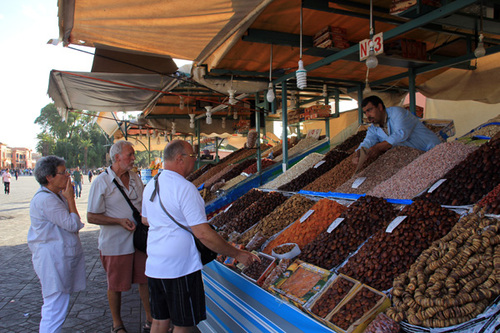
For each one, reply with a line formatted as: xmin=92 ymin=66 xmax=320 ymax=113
xmin=2 ymin=170 xmax=12 ymax=194
xmin=28 ymin=156 xmax=86 ymax=333
xmin=88 ymin=170 xmax=93 ymax=183
xmin=72 ymin=167 xmax=83 ymax=198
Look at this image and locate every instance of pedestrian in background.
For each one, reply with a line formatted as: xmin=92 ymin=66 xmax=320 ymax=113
xmin=28 ymin=156 xmax=86 ymax=333
xmin=2 ymin=169 xmax=12 ymax=194
xmin=88 ymin=169 xmax=93 ymax=183
xmin=72 ymin=167 xmax=83 ymax=198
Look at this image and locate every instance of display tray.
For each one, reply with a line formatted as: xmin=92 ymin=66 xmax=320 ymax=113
xmin=241 ymin=252 xmax=277 ymax=287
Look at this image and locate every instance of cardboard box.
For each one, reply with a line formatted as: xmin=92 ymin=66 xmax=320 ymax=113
xmin=269 ymin=260 xmax=332 ymax=309
xmin=422 ymin=118 xmax=455 ymax=142
xmin=325 ymin=284 xmax=391 ymax=333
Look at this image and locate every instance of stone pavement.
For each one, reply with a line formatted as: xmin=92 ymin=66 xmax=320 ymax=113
xmin=0 ymin=176 xmax=148 ymax=333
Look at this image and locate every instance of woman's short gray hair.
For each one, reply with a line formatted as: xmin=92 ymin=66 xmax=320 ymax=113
xmin=164 ymin=140 xmax=188 ymax=161
xmin=34 ymin=155 xmax=66 ymax=186
xmin=110 ymin=140 xmax=134 ymax=163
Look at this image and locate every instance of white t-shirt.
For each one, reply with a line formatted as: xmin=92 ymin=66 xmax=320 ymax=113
xmin=87 ymin=166 xmax=144 ymax=256
xmin=142 ymin=170 xmax=207 ymax=278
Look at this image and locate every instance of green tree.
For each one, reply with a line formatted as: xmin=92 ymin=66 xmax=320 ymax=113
xmin=35 ymin=103 xmax=109 ymax=168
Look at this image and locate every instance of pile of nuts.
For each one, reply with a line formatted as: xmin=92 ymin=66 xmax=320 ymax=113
xmin=187 ymin=163 xmax=214 ymax=182
xmin=274 ymin=137 xmax=319 ymax=162
xmin=211 ymin=189 xmax=265 ymax=229
xmin=420 ymin=138 xmax=500 ymax=205
xmin=329 ymin=286 xmax=383 ymax=330
xmin=203 ymin=164 xmax=238 ymax=189
xmin=242 ymin=254 xmax=274 ymax=281
xmin=221 ymin=158 xmax=256 ymax=181
xmin=311 ymin=275 xmax=356 ymax=318
xmin=299 ymin=196 xmax=398 ymax=270
xmin=242 ymin=158 xmax=275 ymax=175
xmin=261 ymin=153 xmax=324 ymax=190
xmin=475 ymin=183 xmax=500 ymax=215
xmin=387 ymin=214 xmax=500 ymax=328
xmin=263 ymin=199 xmax=346 ymax=254
xmin=223 ymin=191 xmax=287 ymax=234
xmin=278 ymin=150 xmax=349 ymax=192
xmin=368 ymin=141 xmax=478 ymax=200
xmin=273 ymin=244 xmax=296 ymax=255
xmin=336 ymin=146 xmax=424 ymax=194
xmin=238 ymin=194 xmax=316 ymax=246
xmin=334 ymin=130 xmax=367 ymax=154
xmin=339 ymin=199 xmax=460 ymax=291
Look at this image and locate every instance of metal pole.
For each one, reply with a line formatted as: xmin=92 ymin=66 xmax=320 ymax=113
xmin=256 ymin=110 xmax=262 ymax=176
xmin=282 ymin=83 xmax=288 ymax=172
xmin=408 ymin=68 xmax=416 ymax=115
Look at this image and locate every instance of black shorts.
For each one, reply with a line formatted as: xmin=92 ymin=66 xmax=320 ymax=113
xmin=148 ymin=270 xmax=206 ymax=327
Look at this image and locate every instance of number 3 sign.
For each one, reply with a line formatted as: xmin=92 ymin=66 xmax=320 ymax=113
xmin=359 ymin=33 xmax=384 ymax=61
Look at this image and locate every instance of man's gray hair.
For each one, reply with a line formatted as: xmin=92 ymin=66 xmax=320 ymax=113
xmin=164 ymin=140 xmax=188 ymax=161
xmin=34 ymin=155 xmax=66 ymax=186
xmin=110 ymin=140 xmax=134 ymax=163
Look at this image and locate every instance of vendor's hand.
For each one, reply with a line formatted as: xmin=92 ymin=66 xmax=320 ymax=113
xmin=120 ymin=218 xmax=136 ymax=231
xmin=61 ymin=178 xmax=75 ymax=201
xmin=367 ymin=142 xmax=391 ymax=160
xmin=236 ymin=250 xmax=261 ymax=267
xmin=352 ymin=150 xmax=360 ymax=165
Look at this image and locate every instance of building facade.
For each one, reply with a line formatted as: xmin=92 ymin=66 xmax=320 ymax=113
xmin=0 ymin=143 xmax=34 ymax=170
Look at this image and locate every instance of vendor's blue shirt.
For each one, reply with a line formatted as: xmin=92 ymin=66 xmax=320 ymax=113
xmin=359 ymin=107 xmax=441 ymax=152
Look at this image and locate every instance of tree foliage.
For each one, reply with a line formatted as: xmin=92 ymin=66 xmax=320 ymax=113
xmin=35 ymin=104 xmax=110 ymax=168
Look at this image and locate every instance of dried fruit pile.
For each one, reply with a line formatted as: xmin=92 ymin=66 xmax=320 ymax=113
xmin=210 ymin=189 xmax=265 ymax=229
xmin=339 ymin=199 xmax=460 ymax=291
xmin=274 ymin=137 xmax=319 ymax=162
xmin=299 ymin=196 xmax=397 ymax=270
xmin=263 ymin=199 xmax=346 ymax=254
xmin=329 ymin=286 xmax=383 ymax=330
xmin=336 ymin=146 xmax=424 ymax=194
xmin=419 ymin=138 xmax=500 ymax=205
xmin=387 ymin=214 xmax=500 ymax=328
xmin=310 ymin=275 xmax=357 ymax=318
xmin=475 ymin=183 xmax=500 ymax=215
xmin=222 ymin=191 xmax=287 ymax=234
xmin=262 ymin=153 xmax=324 ymax=190
xmin=238 ymin=195 xmax=315 ymax=246
xmin=242 ymin=158 xmax=275 ymax=174
xmin=368 ymin=141 xmax=478 ymax=200
xmin=333 ymin=129 xmax=367 ymax=154
xmin=242 ymin=254 xmax=274 ymax=281
xmin=277 ymin=150 xmax=349 ymax=192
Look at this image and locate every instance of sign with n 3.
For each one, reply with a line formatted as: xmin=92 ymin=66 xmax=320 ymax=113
xmin=359 ymin=33 xmax=384 ymax=61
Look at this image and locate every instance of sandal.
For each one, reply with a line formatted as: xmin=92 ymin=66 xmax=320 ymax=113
xmin=111 ymin=325 xmax=128 ymax=333
xmin=142 ymin=321 xmax=152 ymax=333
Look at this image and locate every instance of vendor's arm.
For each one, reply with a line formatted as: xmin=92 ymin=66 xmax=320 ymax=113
xmin=366 ymin=141 xmax=392 ymax=159
xmin=384 ymin=107 xmax=419 ymax=146
xmin=191 ymin=223 xmax=260 ymax=266
xmin=87 ymin=212 xmax=136 ymax=231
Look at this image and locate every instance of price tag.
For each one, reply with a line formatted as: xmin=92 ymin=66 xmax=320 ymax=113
xmin=328 ymin=218 xmax=345 ymax=233
xmin=352 ymin=177 xmax=367 ymax=189
xmin=314 ymin=160 xmax=326 ymax=168
xmin=427 ymin=179 xmax=446 ymax=193
xmin=386 ymin=216 xmax=407 ymax=233
xmin=224 ymin=204 xmax=233 ymax=213
xmin=300 ymin=210 xmax=314 ymax=223
xmin=241 ymin=172 xmax=251 ymax=177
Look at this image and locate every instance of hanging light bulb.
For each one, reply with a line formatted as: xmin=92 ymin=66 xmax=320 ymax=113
xmin=266 ymin=82 xmax=275 ymax=103
xmin=205 ymin=106 xmax=213 ymax=124
xmin=228 ymin=89 xmax=237 ymax=105
xmin=139 ymin=126 xmax=143 ymax=140
xmin=221 ymin=117 xmax=226 ymax=129
xmin=475 ymin=34 xmax=486 ymax=58
xmin=296 ymin=5 xmax=307 ymax=90
xmin=322 ymin=84 xmax=328 ymax=97
xmin=189 ymin=113 xmax=196 ymax=128
xmin=366 ymin=41 xmax=378 ymax=69
xmin=179 ymin=96 xmax=185 ymax=110
xmin=363 ymin=78 xmax=372 ymax=94
xmin=296 ymin=60 xmax=307 ymax=90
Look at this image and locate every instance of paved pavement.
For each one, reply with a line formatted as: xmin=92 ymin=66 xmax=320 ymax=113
xmin=0 ymin=176 xmax=148 ymax=333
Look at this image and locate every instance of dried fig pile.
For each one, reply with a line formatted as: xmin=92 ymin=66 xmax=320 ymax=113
xmin=210 ymin=189 xmax=265 ymax=229
xmin=387 ymin=214 xmax=500 ymax=328
xmin=339 ymin=199 xmax=460 ymax=291
xmin=311 ymin=276 xmax=356 ymax=318
xmin=299 ymin=196 xmax=397 ymax=270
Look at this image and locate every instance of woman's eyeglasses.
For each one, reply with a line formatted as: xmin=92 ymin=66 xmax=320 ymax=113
xmin=56 ymin=170 xmax=70 ymax=175
xmin=182 ymin=153 xmax=197 ymax=158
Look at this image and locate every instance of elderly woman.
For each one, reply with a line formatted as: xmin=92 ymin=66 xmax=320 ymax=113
xmin=28 ymin=156 xmax=86 ymax=333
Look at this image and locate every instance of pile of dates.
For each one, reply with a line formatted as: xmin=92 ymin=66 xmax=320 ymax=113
xmin=211 ymin=189 xmax=265 ymax=229
xmin=334 ymin=130 xmax=367 ymax=154
xmin=420 ymin=137 xmax=499 ymax=205
xmin=475 ymin=182 xmax=500 ymax=215
xmin=223 ymin=192 xmax=287 ymax=234
xmin=311 ymin=275 xmax=356 ymax=318
xmin=242 ymin=254 xmax=274 ymax=281
xmin=278 ymin=150 xmax=349 ymax=192
xmin=329 ymin=286 xmax=383 ymax=330
xmin=299 ymin=196 xmax=397 ymax=270
xmin=339 ymin=199 xmax=460 ymax=291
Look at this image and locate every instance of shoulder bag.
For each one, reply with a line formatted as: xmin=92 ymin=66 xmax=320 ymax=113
xmin=149 ymin=174 xmax=217 ymax=265
xmin=108 ymin=171 xmax=148 ymax=253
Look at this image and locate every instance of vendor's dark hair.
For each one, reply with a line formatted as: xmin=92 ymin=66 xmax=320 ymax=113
xmin=34 ymin=156 xmax=66 ymax=185
xmin=362 ymin=95 xmax=385 ymax=109
xmin=164 ymin=140 xmax=188 ymax=161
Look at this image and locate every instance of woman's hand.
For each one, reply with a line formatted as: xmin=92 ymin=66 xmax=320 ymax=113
xmin=61 ymin=177 xmax=75 ymax=201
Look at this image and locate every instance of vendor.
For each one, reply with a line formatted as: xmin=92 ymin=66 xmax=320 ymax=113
xmin=352 ymin=95 xmax=441 ymax=166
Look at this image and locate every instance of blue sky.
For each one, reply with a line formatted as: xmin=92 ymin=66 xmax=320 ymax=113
xmin=0 ymin=0 xmax=93 ymax=150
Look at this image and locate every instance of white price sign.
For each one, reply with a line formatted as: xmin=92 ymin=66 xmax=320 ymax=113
xmin=300 ymin=210 xmax=315 ymax=223
xmin=328 ymin=218 xmax=345 ymax=233
xmin=352 ymin=177 xmax=367 ymax=189
xmin=224 ymin=204 xmax=233 ymax=213
xmin=359 ymin=33 xmax=384 ymax=61
xmin=386 ymin=216 xmax=407 ymax=233
xmin=428 ymin=179 xmax=447 ymax=193
xmin=314 ymin=160 xmax=326 ymax=169
xmin=307 ymin=129 xmax=322 ymax=139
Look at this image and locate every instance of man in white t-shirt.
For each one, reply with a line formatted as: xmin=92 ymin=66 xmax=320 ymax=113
xmin=87 ymin=140 xmax=152 ymax=333
xmin=142 ymin=140 xmax=258 ymax=333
